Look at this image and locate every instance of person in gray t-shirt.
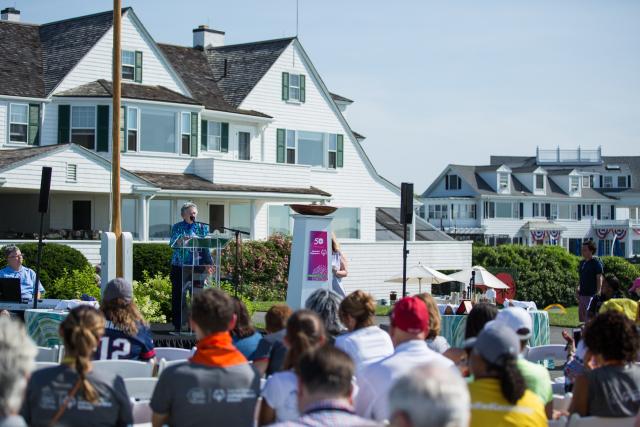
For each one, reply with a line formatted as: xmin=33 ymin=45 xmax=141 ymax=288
xmin=150 ymin=288 xmax=260 ymax=427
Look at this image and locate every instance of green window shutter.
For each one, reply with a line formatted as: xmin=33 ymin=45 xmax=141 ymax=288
xmin=135 ymin=51 xmax=143 ymax=83
xmin=28 ymin=104 xmax=40 ymax=146
xmin=282 ymin=72 xmax=289 ymax=101
xmin=201 ymin=119 xmax=208 ymax=152
xmin=276 ymin=128 xmax=285 ymax=163
xmin=57 ymin=105 xmax=70 ymax=144
xmin=220 ymin=122 xmax=229 ymax=152
xmin=96 ymin=105 xmax=110 ymax=152
xmin=120 ymin=106 xmax=127 ymax=152
xmin=336 ymin=134 xmax=344 ymax=168
xmin=190 ymin=112 xmax=198 ymax=157
xmin=299 ymin=75 xmax=306 ymax=102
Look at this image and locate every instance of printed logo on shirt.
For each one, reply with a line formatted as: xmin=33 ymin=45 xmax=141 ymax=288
xmin=183 ymin=387 xmax=256 ymax=405
xmin=187 ymin=388 xmax=207 ymax=405
xmin=212 ymin=389 xmax=226 ymax=402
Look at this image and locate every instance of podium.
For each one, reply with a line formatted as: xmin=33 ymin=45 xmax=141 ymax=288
xmin=171 ymin=232 xmax=232 ymax=333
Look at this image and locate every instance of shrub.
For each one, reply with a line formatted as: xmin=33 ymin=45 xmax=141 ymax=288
xmin=601 ymin=256 xmax=640 ymax=295
xmin=46 ymin=265 xmax=101 ymax=300
xmin=0 ymin=243 xmax=90 ymax=288
xmin=132 ymin=272 xmax=172 ymax=322
xmin=221 ymin=281 xmax=255 ymax=317
xmin=132 ymin=243 xmax=172 ymax=281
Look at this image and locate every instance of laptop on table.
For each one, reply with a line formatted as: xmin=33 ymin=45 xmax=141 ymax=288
xmin=0 ymin=278 xmax=22 ymax=303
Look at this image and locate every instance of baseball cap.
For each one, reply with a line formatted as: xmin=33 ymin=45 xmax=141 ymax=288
xmin=629 ymin=277 xmax=640 ymax=293
xmin=493 ymin=307 xmax=532 ymax=340
xmin=391 ymin=296 xmax=429 ymax=334
xmin=464 ymin=322 xmax=520 ymax=366
xmin=103 ymin=278 xmax=133 ymax=304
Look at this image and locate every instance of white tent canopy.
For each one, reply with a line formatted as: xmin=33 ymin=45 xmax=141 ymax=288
xmin=385 ymin=263 xmax=455 ymax=293
xmin=447 ymin=265 xmax=510 ymax=290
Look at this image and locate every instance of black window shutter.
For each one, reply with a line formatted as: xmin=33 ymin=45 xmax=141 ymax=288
xmin=57 ymin=105 xmax=70 ymax=144
xmin=599 ymin=175 xmax=603 ymax=188
xmin=135 ymin=51 xmax=143 ymax=83
xmin=519 ymin=202 xmax=524 ymax=219
xmin=628 ymin=175 xmax=632 ymax=188
xmin=276 ymin=128 xmax=285 ymax=163
xmin=336 ymin=134 xmax=344 ymax=167
xmin=445 ymin=175 xmax=449 ymax=190
xmin=28 ymin=104 xmax=40 ymax=146
xmin=578 ymin=206 xmax=582 ymax=220
xmin=201 ymin=119 xmax=208 ymax=152
xmin=610 ymin=205 xmax=615 ymax=220
xmin=96 ymin=105 xmax=109 ymax=152
xmin=590 ymin=175 xmax=594 ymax=188
xmin=545 ymin=203 xmax=551 ymax=219
xmin=190 ymin=112 xmax=198 ymax=157
xmin=299 ymin=75 xmax=306 ymax=102
xmin=282 ymin=72 xmax=289 ymax=101
xmin=220 ymin=122 xmax=229 ymax=152
xmin=597 ymin=205 xmax=601 ymax=220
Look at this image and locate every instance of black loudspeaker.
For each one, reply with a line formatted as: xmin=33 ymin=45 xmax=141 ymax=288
xmin=400 ymin=182 xmax=414 ymax=225
xmin=38 ymin=167 xmax=52 ymax=214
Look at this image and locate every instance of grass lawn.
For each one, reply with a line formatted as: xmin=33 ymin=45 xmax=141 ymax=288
xmin=548 ymin=306 xmax=580 ymax=328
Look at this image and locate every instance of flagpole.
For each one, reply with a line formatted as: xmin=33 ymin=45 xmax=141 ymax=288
xmin=111 ymin=0 xmax=123 ymax=276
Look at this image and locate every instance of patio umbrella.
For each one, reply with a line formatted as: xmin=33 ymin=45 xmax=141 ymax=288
xmin=447 ymin=266 xmax=510 ymax=290
xmin=385 ymin=263 xmax=455 ymax=294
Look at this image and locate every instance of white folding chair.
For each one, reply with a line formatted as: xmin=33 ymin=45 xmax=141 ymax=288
xmin=154 ymin=347 xmax=192 ymax=361
xmin=131 ymin=401 xmax=153 ymax=425
xmin=553 ymin=393 xmax=572 ymax=412
xmin=92 ymin=360 xmax=153 ymax=379
xmin=34 ymin=361 xmax=58 ymax=371
xmin=566 ymin=414 xmax=635 ymax=427
xmin=124 ymin=378 xmax=158 ymax=401
xmin=157 ymin=358 xmax=186 ymax=376
xmin=36 ymin=346 xmax=59 ymax=362
xmin=549 ymin=416 xmax=568 ymax=427
xmin=525 ymin=345 xmax=567 ymax=366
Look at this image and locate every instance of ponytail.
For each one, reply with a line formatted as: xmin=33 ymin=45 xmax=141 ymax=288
xmin=492 ymin=357 xmax=526 ymax=405
xmin=283 ymin=310 xmax=326 ymax=370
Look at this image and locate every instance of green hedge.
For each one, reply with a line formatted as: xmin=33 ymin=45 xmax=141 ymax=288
xmin=601 ymin=256 xmax=640 ymax=296
xmin=132 ymin=243 xmax=172 ymax=281
xmin=0 ymin=243 xmax=90 ymax=288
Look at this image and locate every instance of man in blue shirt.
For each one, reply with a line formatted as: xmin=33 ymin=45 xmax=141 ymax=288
xmin=0 ymin=245 xmax=44 ymax=301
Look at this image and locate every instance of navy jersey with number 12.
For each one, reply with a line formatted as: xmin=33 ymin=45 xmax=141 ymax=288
xmin=96 ymin=320 xmax=156 ymax=361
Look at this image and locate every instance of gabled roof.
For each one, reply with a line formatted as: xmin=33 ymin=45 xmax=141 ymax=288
xmin=0 ymin=144 xmax=62 ymax=171
xmin=157 ymin=43 xmax=271 ymax=118
xmin=0 ymin=21 xmax=44 ymax=97
xmin=376 ymin=208 xmax=453 ymax=241
xmin=55 ymin=79 xmax=201 ymax=105
xmin=204 ymin=37 xmax=295 ymax=107
xmin=330 ymin=92 xmax=353 ymax=103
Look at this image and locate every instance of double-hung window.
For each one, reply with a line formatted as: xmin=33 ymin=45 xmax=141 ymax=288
xmin=207 ymin=121 xmax=222 ymax=151
xmin=535 ymin=174 xmax=545 ymax=191
xmin=126 ymin=107 xmax=138 ymax=151
xmin=428 ymin=204 xmax=448 ymax=219
xmin=447 ymin=175 xmax=462 ymax=190
xmin=140 ymin=109 xmax=175 ymax=153
xmin=286 ymin=130 xmax=296 ymax=164
xmin=569 ymin=176 xmax=580 ymax=193
xmin=297 ymin=131 xmax=324 ymax=167
xmin=122 ymin=50 xmax=136 ymax=81
xmin=9 ymin=103 xmax=28 ymax=143
xmin=582 ymin=176 xmax=591 ymax=188
xmin=71 ymin=106 xmax=96 ymax=149
xmin=328 ymin=134 xmax=338 ymax=169
xmin=617 ymin=176 xmax=627 ymax=188
xmin=181 ymin=112 xmax=191 ymax=155
xmin=498 ymin=173 xmax=509 ymax=191
xmin=603 ymin=176 xmax=613 ymax=188
xmin=289 ymin=74 xmax=301 ymax=100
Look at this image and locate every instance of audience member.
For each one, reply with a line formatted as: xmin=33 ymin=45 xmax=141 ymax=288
xmin=569 ymin=311 xmax=640 ymax=417
xmin=466 ymin=323 xmax=546 ymax=427
xmin=587 ymin=274 xmax=623 ymax=318
xmin=0 ymin=245 xmax=44 ymax=301
xmin=443 ymin=348 xmax=470 ymax=378
xmin=231 ymin=297 xmax=262 ymax=359
xmin=22 ymin=306 xmax=133 ymax=427
xmin=491 ymin=307 xmax=553 ymax=417
xmin=0 ymin=318 xmax=37 ymax=427
xmin=355 ymin=296 xmax=454 ymax=421
xmin=388 ymin=363 xmax=470 ymax=427
xmin=464 ymin=303 xmax=498 ymax=339
xmin=259 ymin=310 xmax=327 ymax=425
xmin=270 ymin=346 xmax=380 ymax=427
xmin=578 ymin=240 xmax=604 ymax=322
xmin=561 ymin=329 xmax=588 ymax=393
xmin=305 ymin=288 xmax=344 ymax=340
xmin=417 ymin=293 xmax=450 ymax=353
xmin=150 ymin=289 xmax=259 ymax=427
xmin=253 ymin=304 xmax=292 ymax=376
xmin=97 ymin=278 xmax=155 ymax=361
xmin=336 ymin=290 xmax=393 ymax=369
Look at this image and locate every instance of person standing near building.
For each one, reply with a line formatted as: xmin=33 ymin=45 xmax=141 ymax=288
xmin=331 ymin=234 xmax=348 ymax=297
xmin=577 ymin=241 xmax=604 ymax=323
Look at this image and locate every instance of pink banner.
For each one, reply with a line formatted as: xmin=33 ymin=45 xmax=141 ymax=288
xmin=307 ymin=231 xmax=328 ymax=281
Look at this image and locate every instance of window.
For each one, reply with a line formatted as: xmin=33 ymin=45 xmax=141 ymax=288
xmin=550 ymin=204 xmax=558 ymax=220
xmin=618 ymin=176 xmax=627 ymax=188
xmin=122 ymin=198 xmax=138 ymax=238
xmin=229 ymin=203 xmax=251 ymax=235
xmin=268 ymin=205 xmax=291 ymax=236
xmin=571 ymin=204 xmax=580 ymax=220
xmin=533 ymin=202 xmax=541 ymax=218
xmin=581 ymin=204 xmax=594 ymax=217
xmin=286 ymin=130 xmax=296 ymax=163
xmin=328 ymin=134 xmax=338 ymax=169
xmin=122 ymin=50 xmax=135 ymax=81
xmin=447 ymin=175 xmax=462 ymax=190
xmin=582 ymin=176 xmax=591 ymax=188
xmin=495 ymin=202 xmax=513 ymax=218
xmin=535 ymin=174 xmax=545 ymax=190
xmin=207 ymin=121 xmax=222 ymax=151
xmin=71 ymin=106 xmax=96 ymax=149
xmin=333 ymin=208 xmax=360 ymax=239
xmin=634 ymin=240 xmax=640 ymax=256
xmin=289 ymin=74 xmax=301 ymax=101
xmin=558 ymin=205 xmax=571 ymax=220
xmin=149 ymin=199 xmax=171 ymax=239
xmin=181 ymin=112 xmax=191 ymax=155
xmin=141 ymin=109 xmax=175 ymax=153
xmin=428 ymin=204 xmax=448 ymax=219
xmin=452 ymin=204 xmax=476 ymax=219
xmin=603 ymin=176 xmax=613 ymax=188
xmin=127 ymin=107 xmax=138 ymax=151
xmin=297 ymin=131 xmax=324 ymax=167
xmin=238 ymin=132 xmax=251 ymax=160
xmin=498 ymin=173 xmax=509 ymax=190
xmin=569 ymin=176 xmax=580 ymax=193
xmin=9 ymin=103 xmax=28 ymax=143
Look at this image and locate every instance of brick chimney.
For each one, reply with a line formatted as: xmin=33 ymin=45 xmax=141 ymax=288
xmin=193 ymin=25 xmax=225 ymax=49
xmin=1 ymin=7 xmax=20 ymax=22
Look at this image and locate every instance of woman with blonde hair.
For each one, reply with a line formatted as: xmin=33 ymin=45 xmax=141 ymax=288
xmin=331 ymin=233 xmax=348 ymax=297
xmin=22 ymin=305 xmax=132 ymax=426
xmin=336 ymin=290 xmax=393 ymax=369
xmin=417 ymin=293 xmax=450 ymax=353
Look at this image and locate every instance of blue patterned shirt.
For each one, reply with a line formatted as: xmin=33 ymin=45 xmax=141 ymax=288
xmin=269 ymin=400 xmax=381 ymax=427
xmin=0 ymin=265 xmax=44 ymax=300
xmin=169 ymin=221 xmax=213 ymax=266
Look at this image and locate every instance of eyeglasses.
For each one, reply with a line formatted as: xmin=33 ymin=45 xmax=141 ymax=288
xmin=8 ymin=254 xmax=23 ymax=259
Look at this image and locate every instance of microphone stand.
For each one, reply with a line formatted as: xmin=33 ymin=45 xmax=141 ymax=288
xmin=221 ymin=227 xmax=250 ymax=297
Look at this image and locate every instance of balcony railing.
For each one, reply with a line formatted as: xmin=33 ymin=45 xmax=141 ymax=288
xmin=536 ymin=147 xmax=602 ymax=165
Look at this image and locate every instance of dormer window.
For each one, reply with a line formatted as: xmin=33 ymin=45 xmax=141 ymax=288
xmin=535 ymin=174 xmax=545 ymax=191
xmin=569 ymin=176 xmax=580 ymax=194
xmin=498 ymin=173 xmax=509 ymax=191
xmin=121 ymin=50 xmax=142 ymax=83
xmin=445 ymin=174 xmax=461 ymax=190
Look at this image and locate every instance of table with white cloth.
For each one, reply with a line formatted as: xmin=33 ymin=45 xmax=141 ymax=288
xmin=24 ymin=309 xmax=69 ymax=347
xmin=439 ymin=310 xmax=550 ymax=348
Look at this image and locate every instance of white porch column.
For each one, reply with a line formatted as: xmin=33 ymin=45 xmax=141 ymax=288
xmin=627 ymin=221 xmax=634 ymax=258
xmin=138 ymin=194 xmax=148 ymax=241
xmin=249 ymin=200 xmax=256 ymax=239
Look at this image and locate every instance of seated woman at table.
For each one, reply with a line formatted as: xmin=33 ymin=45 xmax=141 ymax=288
xmin=417 ymin=293 xmax=450 ymax=354
xmin=96 ymin=278 xmax=155 ymax=361
xmin=570 ymin=310 xmax=640 ymax=418
xmin=0 ymin=245 xmax=44 ymax=301
xmin=22 ymin=305 xmax=133 ymax=427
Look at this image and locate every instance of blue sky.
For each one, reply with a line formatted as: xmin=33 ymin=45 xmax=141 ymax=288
xmin=13 ymin=0 xmax=640 ymax=190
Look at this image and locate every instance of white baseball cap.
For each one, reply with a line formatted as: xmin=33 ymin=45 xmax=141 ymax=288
xmin=493 ymin=307 xmax=533 ymax=340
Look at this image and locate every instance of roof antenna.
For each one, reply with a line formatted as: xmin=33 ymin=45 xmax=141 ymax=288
xmin=296 ymin=0 xmax=299 ymax=37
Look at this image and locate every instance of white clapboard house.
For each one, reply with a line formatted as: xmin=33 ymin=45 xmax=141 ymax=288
xmin=0 ymin=7 xmax=470 ymax=296
xmin=420 ymin=147 xmax=640 ymax=258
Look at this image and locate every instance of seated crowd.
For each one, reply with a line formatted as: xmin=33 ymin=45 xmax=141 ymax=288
xmin=2 ymin=279 xmax=640 ymax=427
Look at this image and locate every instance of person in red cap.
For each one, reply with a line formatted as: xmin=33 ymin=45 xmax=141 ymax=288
xmin=354 ymin=296 xmax=455 ymax=422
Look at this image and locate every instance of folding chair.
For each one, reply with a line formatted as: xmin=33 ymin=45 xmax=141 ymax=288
xmin=36 ymin=346 xmax=60 ymax=363
xmin=92 ymin=360 xmax=153 ymax=379
xmin=124 ymin=377 xmax=158 ymax=401
xmin=566 ymin=414 xmax=635 ymax=427
xmin=154 ymin=347 xmax=192 ymax=361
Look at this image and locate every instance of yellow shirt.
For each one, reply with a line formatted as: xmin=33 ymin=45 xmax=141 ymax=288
xmin=469 ymin=378 xmax=547 ymax=427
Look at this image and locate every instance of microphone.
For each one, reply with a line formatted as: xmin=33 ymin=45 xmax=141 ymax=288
xmin=190 ymin=215 xmax=196 ymax=223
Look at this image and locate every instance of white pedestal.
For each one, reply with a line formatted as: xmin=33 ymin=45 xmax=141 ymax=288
xmin=100 ymin=231 xmax=133 ymax=294
xmin=286 ymin=214 xmax=332 ymax=310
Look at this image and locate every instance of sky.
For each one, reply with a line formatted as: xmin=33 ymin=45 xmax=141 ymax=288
xmin=11 ymin=0 xmax=640 ymax=191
